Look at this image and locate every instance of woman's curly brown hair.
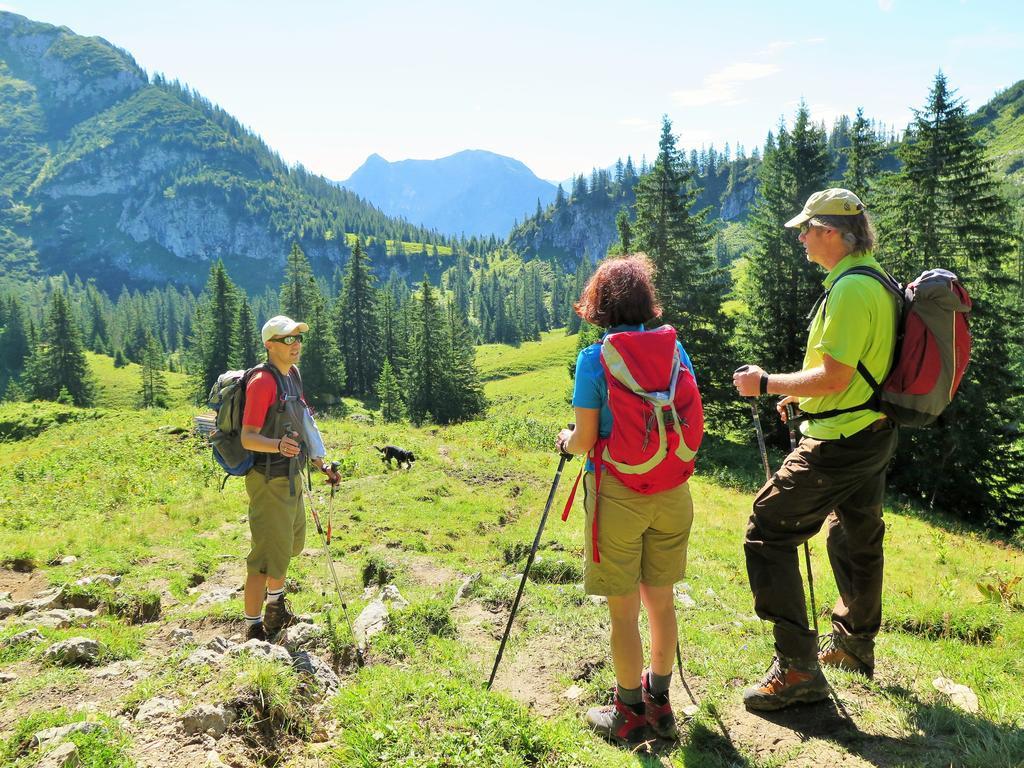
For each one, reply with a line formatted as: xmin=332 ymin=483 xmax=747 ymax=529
xmin=573 ymin=253 xmax=662 ymax=328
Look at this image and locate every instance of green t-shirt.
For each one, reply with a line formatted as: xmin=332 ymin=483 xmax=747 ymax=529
xmin=800 ymin=252 xmax=898 ymax=440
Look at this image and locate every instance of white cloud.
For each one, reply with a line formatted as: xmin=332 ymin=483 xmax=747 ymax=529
xmin=671 ymin=62 xmax=780 ymax=107
xmin=0 ymin=4 xmax=20 ymax=12
xmin=878 ymin=0 xmax=895 ymax=11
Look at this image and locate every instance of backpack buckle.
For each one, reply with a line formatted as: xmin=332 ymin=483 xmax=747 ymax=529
xmin=661 ymin=405 xmax=674 ymax=427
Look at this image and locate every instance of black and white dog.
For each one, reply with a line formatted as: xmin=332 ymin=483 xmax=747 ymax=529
xmin=374 ymin=445 xmax=415 ymax=469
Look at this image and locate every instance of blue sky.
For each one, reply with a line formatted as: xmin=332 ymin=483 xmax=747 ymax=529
xmin=4 ymin=1 xmax=1022 ymax=182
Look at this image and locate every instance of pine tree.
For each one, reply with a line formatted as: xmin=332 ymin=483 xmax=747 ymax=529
xmin=335 ymin=238 xmax=381 ymax=398
xmin=616 ymin=208 xmax=632 ymax=254
xmin=236 ymin=298 xmax=260 ymax=369
xmin=189 ymin=261 xmax=240 ymax=402
xmin=567 ymin=255 xmax=593 ymax=335
xmin=843 ymin=107 xmax=884 ymax=200
xmin=23 ymin=290 xmax=96 ymax=406
xmin=435 ymin=301 xmax=487 ymax=423
xmin=875 ymin=72 xmax=1024 ymax=526
xmin=138 ymin=331 xmax=169 ymax=408
xmin=738 ymin=105 xmax=832 ymax=378
xmin=377 ymin=359 xmax=404 ymax=422
xmin=280 ymin=244 xmax=345 ymax=406
xmin=0 ymin=296 xmax=30 ymax=380
xmin=633 ymin=115 xmax=735 ymax=418
xmin=405 ymin=278 xmax=446 ymax=425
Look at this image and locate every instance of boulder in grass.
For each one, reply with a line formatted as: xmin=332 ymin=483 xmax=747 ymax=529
xmin=37 ymin=741 xmax=79 ymax=768
xmin=43 ymin=637 xmax=102 ymax=666
xmin=24 ymin=587 xmax=65 ymax=612
xmin=228 ymin=639 xmax=293 ymax=665
xmin=31 ymin=721 xmax=103 ymax=748
xmin=181 ymin=704 xmax=236 ymax=738
xmin=25 ymin=608 xmax=96 ymax=629
xmin=184 ymin=649 xmax=225 ymax=668
xmin=353 ymin=599 xmax=389 ymax=645
xmin=1 ymin=628 xmax=44 ymax=646
xmin=453 ymin=573 xmax=481 ymax=605
xmin=135 ymin=697 xmax=180 ymax=723
xmin=279 ymin=622 xmax=322 ymax=653
xmin=0 ymin=600 xmax=21 ymax=619
xmin=291 ymin=650 xmax=340 ymax=694
xmin=933 ymin=677 xmax=980 ymax=713
xmin=74 ymin=574 xmax=122 ymax=589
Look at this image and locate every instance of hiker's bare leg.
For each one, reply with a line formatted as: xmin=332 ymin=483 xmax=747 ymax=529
xmin=244 ymin=574 xmax=285 ymax=617
xmin=608 ymin=591 xmax=643 ymax=689
xmin=640 ymin=583 xmax=677 ymax=677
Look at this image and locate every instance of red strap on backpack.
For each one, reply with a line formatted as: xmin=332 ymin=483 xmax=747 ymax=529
xmin=561 ymin=439 xmax=607 ymax=563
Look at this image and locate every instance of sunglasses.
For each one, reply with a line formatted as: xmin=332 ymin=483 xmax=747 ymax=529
xmin=269 ymin=334 xmax=304 ymax=345
xmin=799 ymin=222 xmax=833 ymax=236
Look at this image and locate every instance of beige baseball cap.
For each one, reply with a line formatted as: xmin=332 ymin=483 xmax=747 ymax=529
xmin=261 ymin=315 xmax=309 ymax=343
xmin=784 ymin=188 xmax=866 ymax=228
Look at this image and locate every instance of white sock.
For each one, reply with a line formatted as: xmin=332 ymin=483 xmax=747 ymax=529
xmin=244 ymin=614 xmax=262 ymax=626
xmin=266 ymin=587 xmax=284 ymax=603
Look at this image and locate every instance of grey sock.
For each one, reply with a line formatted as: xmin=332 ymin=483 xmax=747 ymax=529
xmin=649 ymin=670 xmax=672 ymax=695
xmin=616 ymin=684 xmax=642 ymax=706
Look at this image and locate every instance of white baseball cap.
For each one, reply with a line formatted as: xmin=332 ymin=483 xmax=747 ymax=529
xmin=261 ymin=315 xmax=309 ymax=343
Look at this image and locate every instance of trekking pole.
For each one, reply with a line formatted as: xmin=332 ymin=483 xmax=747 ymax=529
xmin=785 ymin=403 xmax=819 ymax=637
xmin=487 ymin=430 xmax=573 ymax=690
xmin=326 ymin=460 xmax=339 ymax=545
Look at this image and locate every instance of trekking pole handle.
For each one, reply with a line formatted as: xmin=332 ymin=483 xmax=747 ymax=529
xmin=784 ymin=403 xmax=800 ymax=452
xmin=558 ymin=422 xmax=575 ymax=461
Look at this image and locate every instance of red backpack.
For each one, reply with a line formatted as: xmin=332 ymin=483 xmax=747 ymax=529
xmin=562 ymin=325 xmax=704 ymax=562
xmin=805 ymin=268 xmax=971 ymax=428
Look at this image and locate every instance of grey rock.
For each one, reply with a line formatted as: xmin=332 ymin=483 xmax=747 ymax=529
xmin=169 ymin=628 xmax=195 ymax=644
xmin=181 ymin=704 xmax=236 ymax=738
xmin=24 ymin=587 xmax=65 ymax=612
xmin=588 ymin=595 xmax=607 ymax=606
xmin=291 ymin=650 xmax=340 ymax=694
xmin=60 ymin=556 xmax=79 ymax=566
xmin=31 ymin=721 xmax=103 ymax=748
xmin=228 ymin=639 xmax=293 ymax=665
xmin=301 ymin=548 xmax=321 ymax=557
xmin=135 ymin=696 xmax=180 ymax=722
xmin=0 ymin=591 xmax=10 ymax=601
xmin=94 ymin=660 xmax=140 ymax=680
xmin=183 ymin=649 xmax=225 ymax=668
xmin=194 ymin=588 xmax=237 ymax=607
xmin=37 ymin=740 xmax=79 ymax=767
xmin=74 ymin=574 xmax=121 ymax=588
xmin=677 ymin=593 xmax=697 ymax=610
xmin=0 ymin=671 xmax=16 ymax=683
xmin=453 ymin=573 xmax=481 ymax=604
xmin=379 ymin=584 xmax=408 ymax=607
xmin=43 ymin=637 xmax=102 ymax=666
xmin=0 ymin=600 xmax=20 ymax=619
xmin=279 ymin=622 xmax=322 ymax=653
xmin=933 ymin=677 xmax=980 ymax=713
xmin=205 ymin=636 xmax=232 ymax=654
xmin=1 ymin=628 xmax=44 ymax=646
xmin=353 ymin=599 xmax=389 ymax=645
xmin=24 ymin=608 xmax=96 ymax=629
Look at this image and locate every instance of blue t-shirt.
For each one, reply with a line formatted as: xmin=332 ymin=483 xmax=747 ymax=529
xmin=572 ymin=324 xmax=696 ymax=468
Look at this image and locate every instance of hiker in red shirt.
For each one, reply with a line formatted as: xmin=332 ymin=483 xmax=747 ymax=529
xmin=239 ymin=315 xmax=340 ymax=641
xmin=556 ymin=254 xmax=702 ymax=746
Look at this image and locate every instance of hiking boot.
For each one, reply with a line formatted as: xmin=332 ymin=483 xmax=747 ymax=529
xmin=585 ymin=692 xmax=650 ymax=747
xmin=818 ymin=634 xmax=873 ymax=678
xmin=245 ymin=621 xmax=267 ymax=642
xmin=262 ymin=598 xmax=298 ymax=638
xmin=742 ymin=656 xmax=829 ymax=711
xmin=641 ymin=670 xmax=679 ymax=740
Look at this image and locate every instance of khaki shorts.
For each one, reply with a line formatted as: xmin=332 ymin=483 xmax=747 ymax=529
xmin=245 ymin=472 xmax=306 ymax=579
xmin=583 ymin=472 xmax=694 ymax=596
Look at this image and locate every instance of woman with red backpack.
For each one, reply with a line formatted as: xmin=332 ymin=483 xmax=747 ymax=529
xmin=556 ymin=253 xmax=703 ymax=747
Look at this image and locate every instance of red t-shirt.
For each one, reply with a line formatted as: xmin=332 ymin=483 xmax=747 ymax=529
xmin=242 ymin=368 xmax=306 ymax=429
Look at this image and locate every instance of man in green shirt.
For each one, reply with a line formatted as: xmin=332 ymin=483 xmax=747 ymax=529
xmin=733 ymin=188 xmax=899 ymax=711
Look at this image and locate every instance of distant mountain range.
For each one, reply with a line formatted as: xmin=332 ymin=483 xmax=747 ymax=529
xmin=340 ymin=150 xmax=556 ymax=237
xmin=0 ymin=11 xmax=452 ymax=294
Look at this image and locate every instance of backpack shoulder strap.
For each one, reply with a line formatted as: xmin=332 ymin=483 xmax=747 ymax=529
xmin=289 ymin=365 xmax=305 ymax=402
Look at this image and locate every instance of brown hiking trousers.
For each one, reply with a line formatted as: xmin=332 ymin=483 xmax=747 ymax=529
xmin=744 ymin=419 xmax=898 ymax=666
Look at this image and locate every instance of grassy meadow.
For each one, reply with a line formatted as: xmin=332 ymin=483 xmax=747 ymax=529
xmin=1 ymin=331 xmax=1022 ymax=767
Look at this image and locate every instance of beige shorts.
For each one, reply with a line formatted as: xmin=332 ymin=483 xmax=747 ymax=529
xmin=245 ymin=473 xmax=306 ymax=579
xmin=583 ymin=472 xmax=694 ymax=596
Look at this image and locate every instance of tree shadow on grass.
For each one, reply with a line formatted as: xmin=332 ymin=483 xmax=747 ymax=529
xmin=745 ymin=683 xmax=1024 ymax=767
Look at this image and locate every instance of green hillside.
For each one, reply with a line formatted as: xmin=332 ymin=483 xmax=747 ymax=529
xmin=1 ymin=335 xmax=1021 ymax=767
xmin=973 ymin=79 xmax=1024 ymax=199
xmin=0 ymin=11 xmax=454 ymax=294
